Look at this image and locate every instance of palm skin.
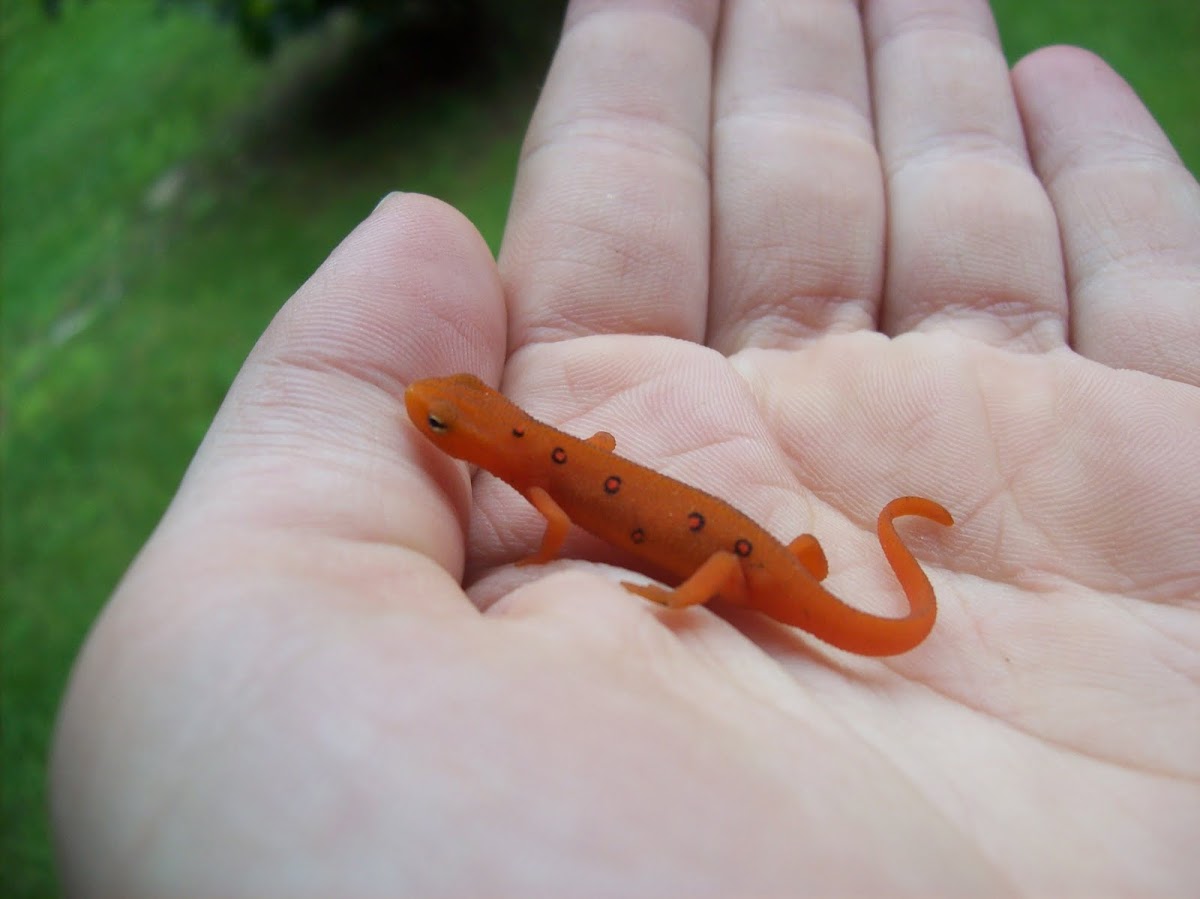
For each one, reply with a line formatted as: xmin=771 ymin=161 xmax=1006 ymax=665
xmin=52 ymin=1 xmax=1199 ymax=896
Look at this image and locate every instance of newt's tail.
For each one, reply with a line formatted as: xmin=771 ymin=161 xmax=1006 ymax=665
xmin=843 ymin=496 xmax=953 ymax=655
xmin=768 ymin=496 xmax=953 ymax=656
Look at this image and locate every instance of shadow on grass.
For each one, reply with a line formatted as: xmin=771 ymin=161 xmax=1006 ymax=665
xmin=238 ymin=1 xmax=563 ymax=164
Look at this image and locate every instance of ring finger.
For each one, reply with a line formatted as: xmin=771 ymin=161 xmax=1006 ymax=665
xmin=868 ymin=0 xmax=1068 ymax=350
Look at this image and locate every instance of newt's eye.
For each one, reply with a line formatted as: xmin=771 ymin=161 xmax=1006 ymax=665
xmin=427 ymin=414 xmax=448 ymax=433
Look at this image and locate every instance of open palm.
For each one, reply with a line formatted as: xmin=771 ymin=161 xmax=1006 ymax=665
xmin=53 ymin=1 xmax=1199 ymax=895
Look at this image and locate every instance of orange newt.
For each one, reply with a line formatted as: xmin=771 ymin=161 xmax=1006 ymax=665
xmin=405 ymin=373 xmax=953 ymax=656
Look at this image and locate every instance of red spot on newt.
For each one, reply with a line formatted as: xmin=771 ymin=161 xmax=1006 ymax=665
xmin=404 ymin=374 xmax=954 ymax=656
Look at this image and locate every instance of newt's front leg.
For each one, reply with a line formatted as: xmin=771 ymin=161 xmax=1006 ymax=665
xmin=516 ymin=486 xmax=571 ymax=566
xmin=515 ymin=435 xmax=615 ymax=566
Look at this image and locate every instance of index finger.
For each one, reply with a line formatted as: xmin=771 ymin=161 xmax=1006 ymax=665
xmin=499 ymin=0 xmax=718 ymax=353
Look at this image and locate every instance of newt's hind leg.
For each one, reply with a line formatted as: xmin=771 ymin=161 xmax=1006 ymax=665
xmin=622 ymin=551 xmax=748 ymax=610
xmin=787 ymin=534 xmax=828 ymax=581
xmin=587 ymin=431 xmax=616 ymax=452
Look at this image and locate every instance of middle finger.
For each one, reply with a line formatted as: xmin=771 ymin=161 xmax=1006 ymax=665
xmin=867 ymin=0 xmax=1067 ymax=349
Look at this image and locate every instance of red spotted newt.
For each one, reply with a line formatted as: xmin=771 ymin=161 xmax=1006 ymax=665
xmin=405 ymin=373 xmax=953 ymax=656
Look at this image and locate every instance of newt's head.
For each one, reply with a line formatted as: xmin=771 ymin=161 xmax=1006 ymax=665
xmin=405 ymin=374 xmax=526 ymax=474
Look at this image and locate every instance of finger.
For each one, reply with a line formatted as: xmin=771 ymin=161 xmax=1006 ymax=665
xmin=866 ymin=0 xmax=1067 ymax=351
xmin=708 ymin=0 xmax=883 ymax=353
xmin=499 ymin=0 xmax=718 ymax=352
xmin=1013 ymin=46 xmax=1200 ymax=386
xmin=169 ymin=194 xmax=506 ymax=596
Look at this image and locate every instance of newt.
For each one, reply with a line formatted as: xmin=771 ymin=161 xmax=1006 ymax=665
xmin=405 ymin=373 xmax=953 ymax=656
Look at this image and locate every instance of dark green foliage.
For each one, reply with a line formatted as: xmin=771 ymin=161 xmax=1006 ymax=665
xmin=160 ymin=0 xmax=562 ymax=56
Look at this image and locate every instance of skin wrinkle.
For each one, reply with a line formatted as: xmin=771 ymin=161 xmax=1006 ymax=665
xmin=721 ymin=139 xmax=879 ymax=229
xmin=868 ymin=5 xmax=1002 ymax=54
xmin=796 ymin=688 xmax=1026 ymax=893
xmin=266 ymin=348 xmax=402 ymax=403
xmin=712 ymin=126 xmax=883 ymax=349
xmin=728 ymin=304 xmax=873 ymax=350
xmin=507 ymin=171 xmax=709 ymax=345
xmin=1011 ymin=694 xmax=1199 ymax=786
xmin=715 ymin=91 xmax=873 ymax=137
xmin=564 ymin=0 xmax=719 ymax=35
xmin=942 ymin=668 xmax=1195 ymax=796
xmin=970 ymin=373 xmax=1158 ymax=596
xmin=862 ymin=583 xmax=1197 ymax=784
xmin=719 ymin=222 xmax=881 ymax=333
xmin=743 ymin=692 xmax=1013 ymax=892
xmin=1139 ymin=610 xmax=1200 ymax=668
xmin=523 ymin=294 xmax=654 ymax=346
xmin=883 ymin=190 xmax=1060 ymax=324
xmin=1102 ymin=594 xmax=1200 ymax=666
xmin=521 ymin=114 xmax=710 ymax=171
xmin=885 ymin=124 xmax=1033 ymax=175
xmin=888 ymin=162 xmax=1053 ymax=244
xmin=1032 ymin=127 xmax=1186 ymax=186
xmin=1069 ymin=224 xmax=1197 ymax=291
xmin=719 ymin=230 xmax=851 ymax=291
xmin=518 ymin=279 xmax=692 ymax=346
xmin=525 ymin=10 xmax=711 ymax=167
xmin=916 ymin=304 xmax=1064 ymax=349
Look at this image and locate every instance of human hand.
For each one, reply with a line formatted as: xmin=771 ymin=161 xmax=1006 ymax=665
xmin=53 ymin=1 xmax=1200 ymax=895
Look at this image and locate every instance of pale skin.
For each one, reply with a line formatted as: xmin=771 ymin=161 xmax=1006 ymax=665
xmin=52 ymin=0 xmax=1200 ymax=895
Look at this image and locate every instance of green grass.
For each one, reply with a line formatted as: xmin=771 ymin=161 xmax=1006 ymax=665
xmin=2 ymin=1 xmax=1197 ymax=895
xmin=992 ymin=0 xmax=1200 ymax=168
xmin=1 ymin=2 xmax=551 ymax=894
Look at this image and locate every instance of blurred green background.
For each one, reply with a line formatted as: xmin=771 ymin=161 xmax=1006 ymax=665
xmin=2 ymin=0 xmax=1197 ymax=894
